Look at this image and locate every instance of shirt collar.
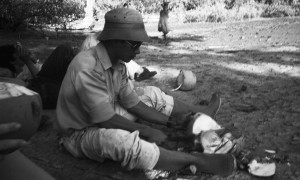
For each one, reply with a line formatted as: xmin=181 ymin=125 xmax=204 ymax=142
xmin=95 ymin=43 xmax=123 ymax=71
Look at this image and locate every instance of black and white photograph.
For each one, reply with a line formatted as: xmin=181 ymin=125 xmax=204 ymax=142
xmin=0 ymin=0 xmax=299 ymax=179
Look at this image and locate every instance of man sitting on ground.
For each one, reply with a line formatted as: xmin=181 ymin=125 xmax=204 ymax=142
xmin=55 ymin=8 xmax=237 ymax=176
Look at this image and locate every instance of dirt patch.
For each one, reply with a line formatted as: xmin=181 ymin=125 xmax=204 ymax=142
xmin=1 ymin=16 xmax=300 ymax=180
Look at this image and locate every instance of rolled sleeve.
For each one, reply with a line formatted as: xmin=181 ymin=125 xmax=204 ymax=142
xmin=75 ymin=69 xmax=115 ymax=123
xmin=119 ymin=68 xmax=140 ymax=108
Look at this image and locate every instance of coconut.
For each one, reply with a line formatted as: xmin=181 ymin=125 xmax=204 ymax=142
xmin=0 ymin=82 xmax=42 ymax=154
xmin=248 ymin=159 xmax=276 ymax=177
xmin=186 ymin=112 xmax=222 ymax=136
xmin=172 ymin=70 xmax=197 ymax=91
xmin=200 ymin=130 xmax=222 ymax=153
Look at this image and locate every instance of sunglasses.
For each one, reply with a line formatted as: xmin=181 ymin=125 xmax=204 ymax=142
xmin=125 ymin=41 xmax=142 ymax=50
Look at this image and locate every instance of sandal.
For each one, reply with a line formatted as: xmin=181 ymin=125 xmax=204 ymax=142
xmin=134 ymin=67 xmax=157 ymax=81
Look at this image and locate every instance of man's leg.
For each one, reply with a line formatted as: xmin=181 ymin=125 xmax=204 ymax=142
xmin=155 ymin=147 xmax=235 ymax=176
xmin=62 ymin=127 xmax=235 ymax=176
xmin=171 ymin=92 xmax=221 ymax=118
xmin=29 ymin=43 xmax=76 ymax=109
xmin=63 ymin=127 xmax=160 ymax=170
xmin=137 ymin=86 xmax=221 ymax=125
xmin=38 ymin=43 xmax=76 ymax=82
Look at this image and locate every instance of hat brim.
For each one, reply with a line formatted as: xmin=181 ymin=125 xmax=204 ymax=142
xmin=98 ymin=22 xmax=150 ymax=42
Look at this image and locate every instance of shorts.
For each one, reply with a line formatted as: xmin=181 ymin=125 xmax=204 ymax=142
xmin=60 ymin=127 xmax=160 ymax=170
xmin=115 ymin=86 xmax=174 ymax=121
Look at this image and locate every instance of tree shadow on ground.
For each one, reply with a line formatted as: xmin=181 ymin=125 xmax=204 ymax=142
xmin=216 ymin=49 xmax=300 ymax=66
xmin=141 ymin=47 xmax=299 ymax=180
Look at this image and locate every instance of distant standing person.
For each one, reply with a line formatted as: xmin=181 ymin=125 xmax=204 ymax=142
xmin=158 ymin=1 xmax=170 ymax=42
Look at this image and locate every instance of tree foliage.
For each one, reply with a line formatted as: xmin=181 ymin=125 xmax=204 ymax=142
xmin=0 ymin=0 xmax=84 ymax=31
xmin=0 ymin=0 xmax=298 ymax=31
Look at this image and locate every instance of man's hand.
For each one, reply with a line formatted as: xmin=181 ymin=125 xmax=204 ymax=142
xmin=170 ymin=112 xmax=194 ymax=129
xmin=0 ymin=123 xmax=29 ymax=161
xmin=144 ymin=128 xmax=167 ymax=145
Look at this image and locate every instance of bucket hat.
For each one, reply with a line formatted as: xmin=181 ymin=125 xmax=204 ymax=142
xmin=98 ymin=8 xmax=149 ymax=42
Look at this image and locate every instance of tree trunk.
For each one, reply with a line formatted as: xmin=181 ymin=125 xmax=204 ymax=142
xmin=84 ymin=0 xmax=95 ymax=21
xmin=75 ymin=0 xmax=95 ymax=29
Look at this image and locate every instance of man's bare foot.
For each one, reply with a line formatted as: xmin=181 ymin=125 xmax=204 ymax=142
xmin=206 ymin=92 xmax=221 ymax=118
xmin=191 ymin=152 xmax=236 ymax=176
